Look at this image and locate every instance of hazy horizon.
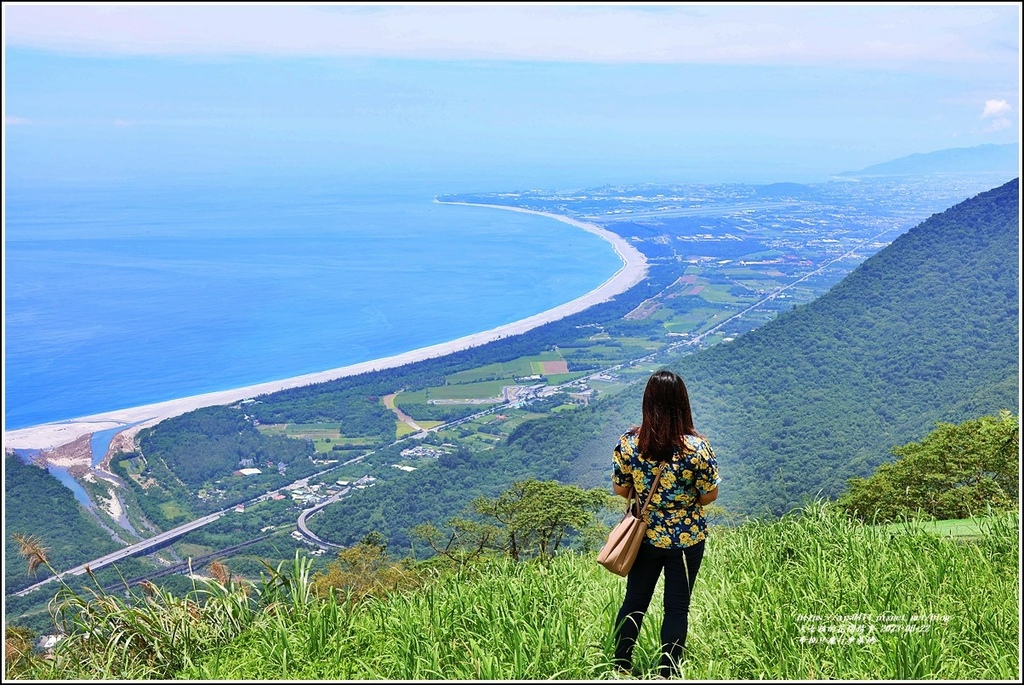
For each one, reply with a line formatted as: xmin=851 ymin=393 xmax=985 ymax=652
xmin=3 ymin=3 xmax=1020 ymax=191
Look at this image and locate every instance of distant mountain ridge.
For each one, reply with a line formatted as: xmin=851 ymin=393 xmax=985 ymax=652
xmin=669 ymin=178 xmax=1020 ymax=514
xmin=836 ymin=143 xmax=1019 ymax=177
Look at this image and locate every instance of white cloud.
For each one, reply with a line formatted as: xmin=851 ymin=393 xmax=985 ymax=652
xmin=1 ymin=3 xmax=1019 ymax=67
xmin=981 ymin=99 xmax=1011 ymax=118
xmin=985 ymin=118 xmax=1012 ymax=132
xmin=5 ymin=116 xmax=33 ymax=125
xmin=980 ymin=99 xmax=1014 ymax=131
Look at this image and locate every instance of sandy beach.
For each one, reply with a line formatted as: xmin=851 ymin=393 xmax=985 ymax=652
xmin=4 ymin=204 xmax=648 ymax=452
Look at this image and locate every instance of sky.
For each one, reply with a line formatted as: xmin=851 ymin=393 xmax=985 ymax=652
xmin=2 ymin=2 xmax=1021 ymax=190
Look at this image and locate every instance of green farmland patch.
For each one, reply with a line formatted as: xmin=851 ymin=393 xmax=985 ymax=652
xmin=494 ymin=412 xmax=548 ymax=433
xmin=281 ymin=422 xmax=341 ymax=433
xmin=696 ymin=283 xmax=743 ymax=303
xmin=647 ymin=307 xmax=676 ymax=322
xmin=260 ymin=423 xmax=341 ymax=439
xmin=735 ymin=249 xmax=786 ymax=261
xmin=729 ymin=278 xmax=782 ymax=292
xmin=584 ymin=345 xmax=623 ymax=356
xmin=664 ymin=320 xmax=697 ymax=333
xmin=118 ymin=457 xmax=144 ymax=476
xmin=590 ymin=380 xmax=633 ymax=398
xmin=395 ymin=422 xmax=418 ymax=439
xmin=159 ymin=501 xmax=189 ymax=522
xmin=445 ymin=361 xmax=521 ymax=384
xmin=393 ymin=389 xmax=428 ymax=405
xmin=719 ymin=267 xmax=772 ymax=279
xmin=445 ymin=350 xmax=565 ymax=384
xmin=311 ymin=437 xmax=377 ymax=454
xmin=426 ymin=379 xmax=509 ymax=401
xmin=663 ymin=306 xmax=733 ymax=333
xmin=258 ymin=423 xmax=375 ymax=453
xmin=611 ymin=336 xmax=663 ymax=350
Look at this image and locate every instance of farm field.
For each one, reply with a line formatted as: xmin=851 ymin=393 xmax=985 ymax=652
xmin=258 ymin=423 xmax=376 ymax=454
xmin=445 ymin=350 xmax=566 ymax=384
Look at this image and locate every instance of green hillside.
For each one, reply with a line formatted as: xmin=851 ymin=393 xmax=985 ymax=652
xmin=664 ymin=178 xmax=1018 ymax=514
xmin=10 ymin=503 xmax=1017 ymax=680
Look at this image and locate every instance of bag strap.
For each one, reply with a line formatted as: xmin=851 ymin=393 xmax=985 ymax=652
xmin=629 ymin=463 xmax=665 ymax=517
xmin=640 ymin=464 xmax=665 ymax=514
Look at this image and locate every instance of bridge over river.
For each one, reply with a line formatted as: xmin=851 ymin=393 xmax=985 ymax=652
xmin=13 ymin=510 xmax=227 ymax=598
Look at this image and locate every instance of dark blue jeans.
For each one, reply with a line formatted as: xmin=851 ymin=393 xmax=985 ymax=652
xmin=613 ymin=540 xmax=706 ymax=677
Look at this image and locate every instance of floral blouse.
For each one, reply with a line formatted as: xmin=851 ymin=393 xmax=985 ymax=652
xmin=612 ymin=430 xmax=720 ymax=549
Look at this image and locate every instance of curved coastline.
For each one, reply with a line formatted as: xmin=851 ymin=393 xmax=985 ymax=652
xmin=4 ymin=204 xmax=648 ymax=452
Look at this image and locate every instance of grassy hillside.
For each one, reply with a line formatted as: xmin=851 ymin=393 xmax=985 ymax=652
xmin=669 ymin=178 xmax=1019 ymax=514
xmin=11 ymin=503 xmax=1017 ymax=680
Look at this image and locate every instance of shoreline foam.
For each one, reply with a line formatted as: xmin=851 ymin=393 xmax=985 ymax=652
xmin=4 ymin=204 xmax=648 ymax=451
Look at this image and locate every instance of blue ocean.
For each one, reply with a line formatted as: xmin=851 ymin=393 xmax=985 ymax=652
xmin=4 ymin=176 xmax=623 ymax=430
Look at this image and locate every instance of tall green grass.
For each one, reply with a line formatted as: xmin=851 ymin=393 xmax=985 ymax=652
xmin=686 ymin=503 xmax=1018 ymax=680
xmin=13 ymin=503 xmax=1018 ymax=680
xmin=183 ymin=554 xmax=624 ymax=680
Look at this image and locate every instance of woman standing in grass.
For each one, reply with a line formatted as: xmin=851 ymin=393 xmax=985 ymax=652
xmin=611 ymin=369 xmax=720 ymax=678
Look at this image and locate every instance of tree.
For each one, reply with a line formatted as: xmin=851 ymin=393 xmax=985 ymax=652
xmin=410 ymin=479 xmax=617 ymax=564
xmin=838 ymin=411 xmax=1019 ymax=522
xmin=410 ymin=516 xmax=500 ymax=566
xmin=311 ymin=531 xmax=421 ymax=602
xmin=472 ymin=479 xmax=613 ymax=561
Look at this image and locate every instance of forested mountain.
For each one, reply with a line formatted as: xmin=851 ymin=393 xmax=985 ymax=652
xmin=666 ymin=178 xmax=1020 ymax=513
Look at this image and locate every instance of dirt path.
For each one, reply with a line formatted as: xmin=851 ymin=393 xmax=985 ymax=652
xmin=382 ymin=391 xmax=424 ymax=432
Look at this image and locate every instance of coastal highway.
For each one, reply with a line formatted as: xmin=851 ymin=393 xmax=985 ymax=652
xmin=295 ymin=491 xmax=348 ymax=549
xmin=12 ymin=458 xmax=361 ymax=598
xmin=13 ymin=510 xmax=227 ymax=598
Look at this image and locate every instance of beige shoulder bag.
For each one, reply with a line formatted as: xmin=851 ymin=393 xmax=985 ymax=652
xmin=597 ymin=464 xmax=665 ymax=576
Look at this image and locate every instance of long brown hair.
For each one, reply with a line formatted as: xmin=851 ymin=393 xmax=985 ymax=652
xmin=636 ymin=369 xmax=697 ymax=462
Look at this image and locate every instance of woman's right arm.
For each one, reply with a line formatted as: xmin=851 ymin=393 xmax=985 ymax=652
xmin=613 ymin=481 xmax=632 ymax=499
xmin=697 ymin=486 xmax=718 ymax=506
xmin=694 ymin=438 xmax=720 ymax=506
